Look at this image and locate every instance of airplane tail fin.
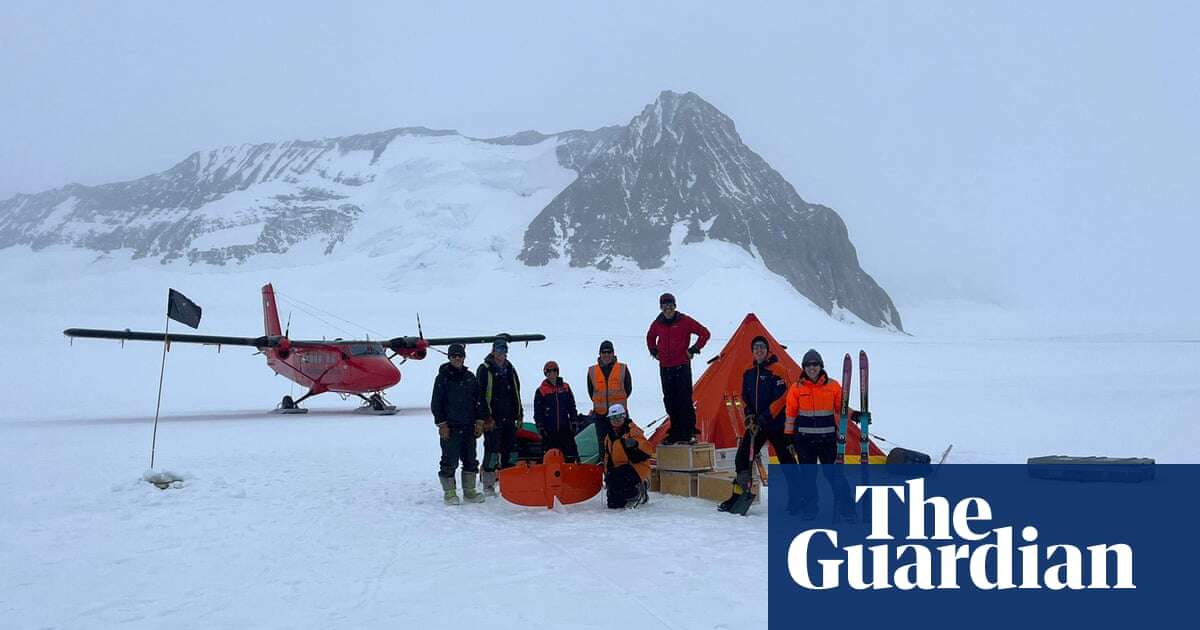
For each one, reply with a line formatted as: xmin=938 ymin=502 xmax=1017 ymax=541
xmin=262 ymin=283 xmax=282 ymax=336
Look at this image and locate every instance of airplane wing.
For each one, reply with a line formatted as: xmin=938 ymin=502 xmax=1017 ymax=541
xmin=378 ymin=333 xmax=546 ymax=352
xmin=421 ymin=333 xmax=546 ymax=346
xmin=64 ymin=328 xmax=278 ymax=347
xmin=66 ymin=328 xmax=545 ymax=352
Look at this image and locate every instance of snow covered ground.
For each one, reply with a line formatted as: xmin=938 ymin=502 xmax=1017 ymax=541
xmin=1 ymin=241 xmax=1197 ymax=628
xmin=2 ymin=411 xmax=765 ymax=629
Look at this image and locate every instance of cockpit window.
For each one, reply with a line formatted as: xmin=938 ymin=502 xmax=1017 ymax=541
xmin=349 ymin=343 xmax=384 ymax=356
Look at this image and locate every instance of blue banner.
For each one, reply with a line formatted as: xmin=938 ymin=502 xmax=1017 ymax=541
xmin=768 ymin=464 xmax=1199 ymax=629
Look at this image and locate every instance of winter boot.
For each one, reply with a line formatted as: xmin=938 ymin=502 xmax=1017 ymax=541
xmin=717 ymin=485 xmax=740 ymax=513
xmin=731 ymin=489 xmax=756 ymax=516
xmin=726 ymin=470 xmax=754 ymax=515
xmin=480 ymin=470 xmax=498 ymax=497
xmin=631 ymin=481 xmax=650 ymax=508
xmin=440 ymin=475 xmax=461 ymax=506
xmin=462 ymin=471 xmax=485 ymax=503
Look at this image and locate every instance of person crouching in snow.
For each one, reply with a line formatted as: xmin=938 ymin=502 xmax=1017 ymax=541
xmin=601 ymin=404 xmax=651 ymax=509
xmin=431 ymin=343 xmax=486 ymax=505
xmin=719 ymin=335 xmax=799 ymax=515
xmin=534 ymin=361 xmax=580 ymax=463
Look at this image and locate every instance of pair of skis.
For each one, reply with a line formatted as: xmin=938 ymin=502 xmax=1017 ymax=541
xmin=835 ymin=350 xmax=870 ymax=465
xmin=835 ymin=351 xmax=870 ymax=522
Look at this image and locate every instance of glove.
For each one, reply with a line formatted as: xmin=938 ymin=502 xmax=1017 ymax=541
xmin=688 ymin=345 xmax=700 ymax=357
xmin=483 ymin=417 xmax=495 ymax=432
xmin=743 ymin=413 xmax=758 ymax=432
xmin=623 ymin=437 xmax=639 ymax=450
xmin=649 ymin=348 xmax=659 ymax=359
xmin=474 ymin=420 xmax=484 ymax=438
xmin=437 ymin=422 xmax=450 ymax=441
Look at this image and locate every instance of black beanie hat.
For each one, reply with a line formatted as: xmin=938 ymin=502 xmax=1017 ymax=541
xmin=448 ymin=343 xmax=466 ymax=357
xmin=659 ymin=292 xmax=676 ymax=305
xmin=750 ymin=335 xmax=769 ymax=351
xmin=802 ymin=349 xmax=823 ymax=367
xmin=599 ymin=340 xmax=615 ymax=353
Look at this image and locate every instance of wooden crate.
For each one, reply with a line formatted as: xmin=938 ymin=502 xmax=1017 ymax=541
xmin=713 ymin=447 xmax=738 ymax=472
xmin=655 ymin=442 xmax=716 ymax=472
xmin=696 ymin=471 xmax=760 ymax=504
xmin=657 ymin=470 xmax=700 ymax=497
xmin=649 ymin=468 xmax=661 ymax=492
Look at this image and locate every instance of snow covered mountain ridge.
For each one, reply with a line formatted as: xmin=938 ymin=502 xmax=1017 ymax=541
xmin=0 ymin=91 xmax=901 ymax=330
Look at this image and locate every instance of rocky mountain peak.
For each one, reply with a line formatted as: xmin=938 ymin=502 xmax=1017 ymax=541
xmin=519 ymin=92 xmax=903 ymax=330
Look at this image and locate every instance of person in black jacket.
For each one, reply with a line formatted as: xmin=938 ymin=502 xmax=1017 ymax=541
xmin=534 ymin=360 xmax=580 ymax=462
xmin=477 ymin=339 xmax=523 ymax=496
xmin=430 ymin=343 xmax=486 ymax=505
xmin=719 ymin=335 xmax=800 ymax=515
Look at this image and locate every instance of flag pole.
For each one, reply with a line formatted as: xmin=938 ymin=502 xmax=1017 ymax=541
xmin=150 ymin=310 xmax=170 ymax=469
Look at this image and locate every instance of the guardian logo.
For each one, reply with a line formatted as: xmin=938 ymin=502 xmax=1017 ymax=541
xmin=787 ymin=478 xmax=1135 ymax=591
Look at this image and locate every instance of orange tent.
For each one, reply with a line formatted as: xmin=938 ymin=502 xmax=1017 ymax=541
xmin=649 ymin=313 xmax=886 ymax=464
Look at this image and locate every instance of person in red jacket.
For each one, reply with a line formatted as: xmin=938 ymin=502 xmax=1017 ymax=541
xmin=785 ymin=349 xmax=854 ymax=520
xmin=646 ymin=292 xmax=711 ymax=444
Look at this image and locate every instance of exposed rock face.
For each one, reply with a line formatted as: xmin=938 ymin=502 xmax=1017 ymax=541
xmin=518 ymin=91 xmax=901 ymax=330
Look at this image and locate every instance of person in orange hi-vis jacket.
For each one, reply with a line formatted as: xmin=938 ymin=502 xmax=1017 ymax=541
xmin=784 ymin=349 xmax=854 ymax=521
xmin=601 ymin=404 xmax=651 ymax=509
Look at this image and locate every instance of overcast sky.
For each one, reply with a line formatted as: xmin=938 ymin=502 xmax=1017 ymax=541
xmin=2 ymin=1 xmax=1197 ymax=326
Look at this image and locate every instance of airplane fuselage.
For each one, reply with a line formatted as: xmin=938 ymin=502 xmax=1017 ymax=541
xmin=264 ymin=342 xmax=401 ymax=396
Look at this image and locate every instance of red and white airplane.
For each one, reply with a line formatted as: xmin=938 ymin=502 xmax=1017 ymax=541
xmin=64 ymin=283 xmax=544 ymax=414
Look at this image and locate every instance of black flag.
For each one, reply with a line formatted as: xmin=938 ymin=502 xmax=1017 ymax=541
xmin=167 ymin=289 xmax=202 ymax=329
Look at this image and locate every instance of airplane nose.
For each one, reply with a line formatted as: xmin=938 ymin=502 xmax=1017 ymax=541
xmin=364 ymin=356 xmax=401 ymax=389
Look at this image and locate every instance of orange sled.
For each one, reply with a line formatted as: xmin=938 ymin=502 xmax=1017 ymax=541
xmin=499 ymin=449 xmax=603 ymax=509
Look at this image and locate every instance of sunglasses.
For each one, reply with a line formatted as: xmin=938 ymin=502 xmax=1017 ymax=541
xmin=544 ymin=369 xmax=559 ymax=374
xmin=803 ymin=362 xmax=821 ymax=368
xmin=599 ymin=350 xmax=614 ymax=354
xmin=450 ymin=354 xmax=465 ymax=359
xmin=660 ymin=302 xmax=676 ymax=308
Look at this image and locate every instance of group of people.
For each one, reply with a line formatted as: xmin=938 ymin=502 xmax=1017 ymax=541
xmin=430 ymin=292 xmax=711 ymax=509
xmin=430 ymin=291 xmax=855 ymax=519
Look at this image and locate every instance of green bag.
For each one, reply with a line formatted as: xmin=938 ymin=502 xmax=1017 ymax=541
xmin=575 ymin=424 xmax=600 ymax=465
